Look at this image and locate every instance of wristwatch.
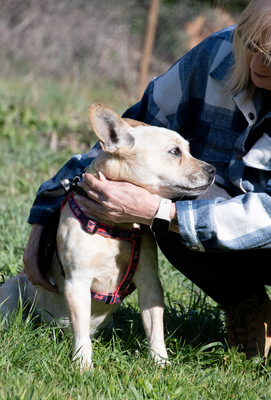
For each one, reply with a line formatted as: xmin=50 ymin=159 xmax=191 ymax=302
xmin=150 ymin=198 xmax=172 ymax=235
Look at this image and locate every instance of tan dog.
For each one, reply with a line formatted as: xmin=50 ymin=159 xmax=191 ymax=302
xmin=0 ymin=104 xmax=215 ymax=369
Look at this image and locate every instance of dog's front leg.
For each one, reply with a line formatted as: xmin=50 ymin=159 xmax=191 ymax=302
xmin=64 ymin=278 xmax=92 ymax=370
xmin=136 ymin=277 xmax=168 ymax=365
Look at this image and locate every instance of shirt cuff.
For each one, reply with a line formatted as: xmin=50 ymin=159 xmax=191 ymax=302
xmin=176 ymin=200 xmax=205 ymax=252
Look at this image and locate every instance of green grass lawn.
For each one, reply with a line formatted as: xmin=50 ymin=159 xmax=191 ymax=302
xmin=1 ymin=80 xmax=271 ymax=399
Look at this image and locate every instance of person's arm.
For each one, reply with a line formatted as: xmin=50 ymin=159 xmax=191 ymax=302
xmin=28 ymin=144 xmax=100 ymax=225
xmin=78 ymin=174 xmax=271 ymax=251
xmin=23 ymin=224 xmax=58 ymax=293
xmin=176 ymin=192 xmax=271 ymax=251
xmin=24 ymin=144 xmax=100 ymax=290
xmin=77 ymin=173 xmax=181 ymax=232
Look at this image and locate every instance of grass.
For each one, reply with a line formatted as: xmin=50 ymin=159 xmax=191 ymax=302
xmin=1 ymin=78 xmax=271 ymax=399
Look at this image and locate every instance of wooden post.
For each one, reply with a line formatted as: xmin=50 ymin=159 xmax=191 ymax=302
xmin=137 ymin=0 xmax=160 ymax=100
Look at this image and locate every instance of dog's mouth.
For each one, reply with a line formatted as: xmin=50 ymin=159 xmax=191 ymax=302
xmin=167 ymin=166 xmax=215 ymax=201
xmin=170 ymin=182 xmax=213 ymax=201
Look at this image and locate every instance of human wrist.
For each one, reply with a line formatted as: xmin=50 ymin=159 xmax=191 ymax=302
xmin=150 ymin=198 xmax=174 ymax=234
xmin=143 ymin=196 xmax=160 ymax=225
xmin=150 ymin=200 xmax=177 ymax=223
xmin=169 ymin=203 xmax=177 ymax=221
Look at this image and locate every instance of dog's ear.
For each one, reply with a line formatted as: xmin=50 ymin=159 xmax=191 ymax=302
xmin=88 ymin=103 xmax=135 ymax=153
xmin=122 ymin=118 xmax=149 ymax=128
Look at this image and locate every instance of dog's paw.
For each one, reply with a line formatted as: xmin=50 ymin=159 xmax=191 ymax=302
xmin=80 ymin=361 xmax=94 ymax=372
xmin=155 ymin=356 xmax=171 ymax=368
xmin=151 ymin=350 xmax=170 ymax=368
xmin=74 ymin=356 xmax=94 ymax=372
xmin=73 ymin=346 xmax=93 ymax=372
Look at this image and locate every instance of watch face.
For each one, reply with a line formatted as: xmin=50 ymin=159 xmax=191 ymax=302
xmin=151 ymin=218 xmax=170 ymax=234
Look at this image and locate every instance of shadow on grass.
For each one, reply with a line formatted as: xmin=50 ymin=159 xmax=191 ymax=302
xmin=99 ymin=289 xmax=227 ymax=364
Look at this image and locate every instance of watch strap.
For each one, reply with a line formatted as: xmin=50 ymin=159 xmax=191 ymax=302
xmin=150 ymin=198 xmax=172 ymax=233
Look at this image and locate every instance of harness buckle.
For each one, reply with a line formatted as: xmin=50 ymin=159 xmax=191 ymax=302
xmin=82 ymin=218 xmax=99 ymax=234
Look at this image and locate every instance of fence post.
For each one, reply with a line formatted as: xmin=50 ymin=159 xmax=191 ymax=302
xmin=137 ymin=0 xmax=160 ymax=100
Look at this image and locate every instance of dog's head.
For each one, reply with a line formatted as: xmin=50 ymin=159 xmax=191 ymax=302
xmin=88 ymin=103 xmax=215 ymax=199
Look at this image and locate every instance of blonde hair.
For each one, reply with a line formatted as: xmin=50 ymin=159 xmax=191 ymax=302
xmin=229 ymin=0 xmax=271 ymax=96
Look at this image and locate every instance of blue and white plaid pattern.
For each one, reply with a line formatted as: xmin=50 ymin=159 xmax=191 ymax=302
xmin=29 ymin=26 xmax=271 ymax=251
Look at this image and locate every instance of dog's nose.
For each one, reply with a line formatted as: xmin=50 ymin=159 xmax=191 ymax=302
xmin=205 ymin=164 xmax=216 ymax=177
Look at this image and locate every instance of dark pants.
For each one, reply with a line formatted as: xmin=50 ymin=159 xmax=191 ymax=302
xmin=156 ymin=184 xmax=270 ymax=307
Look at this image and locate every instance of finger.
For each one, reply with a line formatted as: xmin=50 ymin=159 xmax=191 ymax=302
xmin=83 ymin=173 xmax=100 ymax=186
xmin=39 ymin=276 xmax=59 ymax=294
xmin=79 ymin=174 xmax=103 ymax=196
xmin=76 ymin=196 xmax=106 ymax=214
xmin=79 ymin=177 xmax=108 ymax=203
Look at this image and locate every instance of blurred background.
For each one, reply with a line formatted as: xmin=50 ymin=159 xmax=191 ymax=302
xmin=0 ymin=0 xmax=250 ymax=149
xmin=0 ymin=1 xmax=249 ymax=97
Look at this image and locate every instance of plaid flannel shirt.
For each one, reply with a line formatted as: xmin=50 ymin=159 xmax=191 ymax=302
xmin=29 ymin=26 xmax=271 ymax=252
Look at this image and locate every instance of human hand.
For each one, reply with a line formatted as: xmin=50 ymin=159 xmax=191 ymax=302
xmin=77 ymin=172 xmax=160 ymax=225
xmin=23 ymin=224 xmax=58 ymax=294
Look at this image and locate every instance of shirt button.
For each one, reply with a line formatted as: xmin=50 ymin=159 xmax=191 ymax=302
xmin=248 ymin=112 xmax=255 ymax=120
xmin=191 ymin=246 xmax=200 ymax=251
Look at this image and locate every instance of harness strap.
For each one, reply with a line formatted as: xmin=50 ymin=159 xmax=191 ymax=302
xmin=60 ymin=192 xmax=143 ymax=304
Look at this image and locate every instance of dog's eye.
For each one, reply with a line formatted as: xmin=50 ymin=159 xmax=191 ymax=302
xmin=169 ymin=147 xmax=182 ymax=156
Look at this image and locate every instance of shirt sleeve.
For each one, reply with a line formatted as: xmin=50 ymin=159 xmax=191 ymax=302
xmin=28 ymin=143 xmax=100 ymax=225
xmin=177 ymin=192 xmax=271 ymax=251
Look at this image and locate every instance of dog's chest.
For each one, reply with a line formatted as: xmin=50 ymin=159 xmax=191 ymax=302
xmin=89 ymin=236 xmax=133 ymax=293
xmin=58 ymin=212 xmax=134 ymax=293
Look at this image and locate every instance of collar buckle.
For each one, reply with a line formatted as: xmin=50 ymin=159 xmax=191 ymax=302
xmin=82 ymin=218 xmax=99 ymax=234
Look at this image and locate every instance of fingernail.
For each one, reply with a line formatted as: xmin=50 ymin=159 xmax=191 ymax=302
xmin=98 ymin=171 xmax=106 ymax=181
xmin=49 ymin=276 xmax=56 ymax=285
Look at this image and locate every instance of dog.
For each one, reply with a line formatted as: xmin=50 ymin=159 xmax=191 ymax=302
xmin=0 ymin=103 xmax=215 ymax=369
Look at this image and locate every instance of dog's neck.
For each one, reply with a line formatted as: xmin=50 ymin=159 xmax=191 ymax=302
xmin=79 ymin=156 xmax=139 ymax=230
